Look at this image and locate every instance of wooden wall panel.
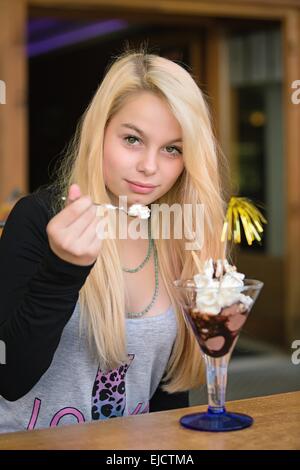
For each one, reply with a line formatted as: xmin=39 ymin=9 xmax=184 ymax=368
xmin=29 ymin=0 xmax=288 ymax=20
xmin=0 ymin=0 xmax=28 ymax=202
xmin=283 ymin=11 xmax=300 ymax=344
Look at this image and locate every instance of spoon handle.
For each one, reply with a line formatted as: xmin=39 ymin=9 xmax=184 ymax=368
xmin=61 ymin=197 xmax=126 ymax=212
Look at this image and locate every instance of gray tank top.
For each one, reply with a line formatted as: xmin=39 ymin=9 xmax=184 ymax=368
xmin=0 ymin=302 xmax=177 ymax=433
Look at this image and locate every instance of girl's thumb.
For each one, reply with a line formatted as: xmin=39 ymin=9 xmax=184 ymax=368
xmin=67 ymin=184 xmax=81 ymax=204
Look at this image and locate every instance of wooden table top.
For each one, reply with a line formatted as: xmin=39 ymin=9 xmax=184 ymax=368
xmin=0 ymin=391 xmax=299 ymax=450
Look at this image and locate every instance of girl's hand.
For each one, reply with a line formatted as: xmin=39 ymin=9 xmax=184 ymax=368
xmin=46 ymin=184 xmax=104 ymax=266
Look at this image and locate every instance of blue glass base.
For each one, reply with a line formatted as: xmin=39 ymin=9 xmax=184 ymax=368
xmin=180 ymin=408 xmax=253 ymax=432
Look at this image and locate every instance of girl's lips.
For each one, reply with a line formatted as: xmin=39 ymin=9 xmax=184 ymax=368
xmin=125 ymin=180 xmax=157 ymax=194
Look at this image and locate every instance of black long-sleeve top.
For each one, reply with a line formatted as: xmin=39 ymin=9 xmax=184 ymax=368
xmin=0 ymin=187 xmax=188 ymax=432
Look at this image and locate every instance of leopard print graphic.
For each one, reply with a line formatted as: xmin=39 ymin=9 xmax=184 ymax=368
xmin=91 ymin=354 xmax=134 ymax=419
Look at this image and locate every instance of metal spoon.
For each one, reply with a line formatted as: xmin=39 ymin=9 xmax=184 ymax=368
xmin=61 ymin=197 xmax=150 ymax=219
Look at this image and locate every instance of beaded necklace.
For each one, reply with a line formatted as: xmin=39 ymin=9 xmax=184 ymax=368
xmin=123 ymin=222 xmax=159 ymax=318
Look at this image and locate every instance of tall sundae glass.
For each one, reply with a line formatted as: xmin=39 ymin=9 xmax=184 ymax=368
xmin=174 ymin=259 xmax=263 ymax=432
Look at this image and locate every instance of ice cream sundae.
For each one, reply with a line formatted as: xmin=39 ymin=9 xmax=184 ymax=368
xmin=186 ymin=259 xmax=253 ymax=357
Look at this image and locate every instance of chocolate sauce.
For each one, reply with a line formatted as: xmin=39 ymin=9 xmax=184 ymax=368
xmin=185 ymin=303 xmax=249 ymax=358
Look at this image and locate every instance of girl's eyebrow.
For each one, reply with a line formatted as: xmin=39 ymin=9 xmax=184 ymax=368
xmin=120 ymin=122 xmax=182 ymax=144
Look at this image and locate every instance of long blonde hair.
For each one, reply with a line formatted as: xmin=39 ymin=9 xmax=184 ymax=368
xmin=46 ymin=49 xmax=227 ymax=392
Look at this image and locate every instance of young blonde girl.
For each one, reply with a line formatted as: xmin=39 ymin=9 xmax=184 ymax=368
xmin=0 ymin=49 xmax=226 ymax=432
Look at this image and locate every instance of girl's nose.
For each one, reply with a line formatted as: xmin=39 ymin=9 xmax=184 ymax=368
xmin=136 ymin=150 xmax=158 ymax=175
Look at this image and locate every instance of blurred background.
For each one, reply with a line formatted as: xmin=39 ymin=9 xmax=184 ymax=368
xmin=0 ymin=0 xmax=299 ymax=402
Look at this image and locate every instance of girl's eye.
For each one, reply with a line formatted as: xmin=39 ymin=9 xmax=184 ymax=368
xmin=165 ymin=146 xmax=182 ymax=156
xmin=123 ymin=136 xmax=182 ymax=156
xmin=124 ymin=135 xmax=141 ymax=145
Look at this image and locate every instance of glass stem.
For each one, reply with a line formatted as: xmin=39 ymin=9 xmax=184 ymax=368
xmin=204 ymin=354 xmax=230 ymax=414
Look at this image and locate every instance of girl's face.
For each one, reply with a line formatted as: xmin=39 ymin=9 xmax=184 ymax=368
xmin=103 ymin=91 xmax=184 ymax=206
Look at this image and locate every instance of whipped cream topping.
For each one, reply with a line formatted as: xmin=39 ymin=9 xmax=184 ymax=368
xmin=128 ymin=204 xmax=151 ymax=219
xmin=193 ymin=258 xmax=253 ymax=315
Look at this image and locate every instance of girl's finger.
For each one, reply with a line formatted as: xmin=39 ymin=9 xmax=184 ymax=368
xmin=66 ymin=203 xmax=97 ymax=237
